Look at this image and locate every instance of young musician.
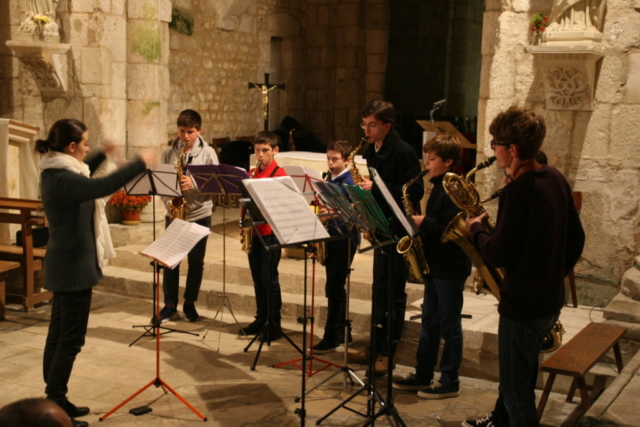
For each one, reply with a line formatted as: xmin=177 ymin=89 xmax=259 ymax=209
xmin=463 ymin=106 xmax=584 ymax=427
xmin=238 ymin=131 xmax=287 ymax=341
xmin=348 ymin=99 xmax=424 ymax=377
xmin=313 ymin=141 xmax=362 ymax=353
xmin=36 ymin=119 xmax=155 ymax=427
xmin=159 ymin=109 xmax=219 ymax=323
xmin=392 ymin=133 xmax=471 ymax=398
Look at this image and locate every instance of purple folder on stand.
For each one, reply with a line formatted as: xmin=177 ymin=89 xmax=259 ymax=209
xmin=186 ymin=164 xmax=250 ymax=196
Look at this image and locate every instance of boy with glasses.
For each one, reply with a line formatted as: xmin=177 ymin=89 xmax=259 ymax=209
xmin=347 ymin=99 xmax=424 ymax=377
xmin=462 ymin=106 xmax=584 ymax=427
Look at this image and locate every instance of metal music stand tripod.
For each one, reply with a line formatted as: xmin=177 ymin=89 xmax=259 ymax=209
xmin=125 ymin=167 xmax=198 ymax=347
xmin=186 ymin=164 xmax=249 ymax=348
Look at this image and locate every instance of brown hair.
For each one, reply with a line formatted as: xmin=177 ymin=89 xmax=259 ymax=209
xmin=489 ymin=106 xmax=546 ymax=161
xmin=176 ymin=109 xmax=202 ymax=129
xmin=423 ymin=133 xmax=463 ymax=168
xmin=360 ymin=99 xmax=395 ymax=125
xmin=35 ymin=119 xmax=87 ymax=154
xmin=326 ymin=140 xmax=352 ymax=159
xmin=254 ymin=130 xmax=280 ymax=148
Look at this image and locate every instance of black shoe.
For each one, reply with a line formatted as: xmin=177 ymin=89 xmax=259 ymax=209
xmin=239 ymin=318 xmax=265 ymax=335
xmin=417 ymin=378 xmax=459 ymax=399
xmin=392 ymin=372 xmax=431 ymax=391
xmin=336 ymin=329 xmax=353 ymax=345
xmin=66 ymin=401 xmax=90 ymax=418
xmin=157 ymin=304 xmax=179 ymax=323
xmin=71 ymin=419 xmax=89 ymax=427
xmin=462 ymin=412 xmax=505 ymax=427
xmin=259 ymin=324 xmax=283 ymax=342
xmin=312 ymin=338 xmax=340 ymax=354
xmin=183 ymin=302 xmax=199 ymax=322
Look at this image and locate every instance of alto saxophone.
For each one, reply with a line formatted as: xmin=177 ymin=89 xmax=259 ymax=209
xmin=168 ymin=140 xmax=187 ymax=222
xmin=441 ymin=156 xmax=564 ymax=352
xmin=240 ymin=160 xmax=261 ymax=254
xmin=348 ymin=137 xmax=368 ymax=184
xmin=396 ymin=170 xmax=430 ymax=283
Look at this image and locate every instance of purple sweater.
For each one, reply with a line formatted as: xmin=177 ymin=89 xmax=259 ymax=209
xmin=470 ymin=165 xmax=585 ymax=320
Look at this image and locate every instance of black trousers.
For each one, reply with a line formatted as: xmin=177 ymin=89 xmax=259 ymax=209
xmin=43 ymin=288 xmax=93 ymax=403
xmin=163 ymin=216 xmax=211 ymax=304
xmin=247 ymin=234 xmax=282 ymax=321
xmin=322 ymin=241 xmax=357 ymax=341
xmin=372 ymin=246 xmax=408 ymax=357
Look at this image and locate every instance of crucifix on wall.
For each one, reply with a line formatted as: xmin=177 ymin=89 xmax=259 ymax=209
xmin=248 ymin=73 xmax=285 ymax=130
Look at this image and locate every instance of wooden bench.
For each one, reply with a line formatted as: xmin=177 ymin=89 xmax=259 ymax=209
xmin=0 ymin=260 xmax=21 ymax=320
xmin=537 ymin=322 xmax=627 ymax=426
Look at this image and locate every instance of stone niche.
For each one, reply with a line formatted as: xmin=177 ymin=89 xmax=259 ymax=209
xmin=529 ymin=45 xmax=604 ymax=111
xmin=5 ymin=40 xmax=70 ymax=96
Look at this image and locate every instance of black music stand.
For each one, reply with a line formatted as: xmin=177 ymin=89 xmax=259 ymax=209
xmin=124 ymin=165 xmax=198 ymax=346
xmin=186 ymin=163 xmax=250 ymax=348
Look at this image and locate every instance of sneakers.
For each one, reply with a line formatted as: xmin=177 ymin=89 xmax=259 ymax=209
xmin=392 ymin=372 xmax=431 ymax=391
xmin=417 ymin=378 xmax=459 ymax=399
xmin=365 ymin=355 xmax=396 ymax=378
xmin=158 ymin=304 xmax=179 ymax=323
xmin=462 ymin=412 xmax=504 ymax=427
xmin=239 ymin=318 xmax=266 ymax=336
xmin=347 ymin=345 xmax=373 ymax=365
xmin=183 ymin=302 xmax=199 ymax=322
xmin=313 ymin=338 xmax=341 ymax=354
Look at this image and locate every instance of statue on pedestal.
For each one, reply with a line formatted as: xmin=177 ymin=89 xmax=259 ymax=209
xmin=548 ymin=0 xmax=606 ymax=32
xmin=17 ymin=0 xmax=60 ymax=42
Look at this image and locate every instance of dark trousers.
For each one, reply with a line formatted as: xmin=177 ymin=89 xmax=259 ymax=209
xmin=372 ymin=247 xmax=408 ymax=357
xmin=322 ymin=241 xmax=357 ymax=341
xmin=163 ymin=216 xmax=211 ymax=305
xmin=247 ymin=233 xmax=282 ymax=321
xmin=493 ymin=312 xmax=560 ymax=427
xmin=43 ymin=288 xmax=93 ymax=403
xmin=416 ymin=276 xmax=466 ymax=384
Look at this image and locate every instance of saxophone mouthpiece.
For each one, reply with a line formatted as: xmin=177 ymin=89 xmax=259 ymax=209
xmin=418 ymin=169 xmax=429 ymax=179
xmin=476 ymin=156 xmax=497 ymax=171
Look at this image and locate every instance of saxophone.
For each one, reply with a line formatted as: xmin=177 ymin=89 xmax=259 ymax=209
xmin=240 ymin=160 xmax=260 ymax=254
xmin=168 ymin=140 xmax=187 ymax=222
xmin=396 ymin=170 xmax=430 ymax=283
xmin=441 ymin=156 xmax=564 ymax=352
xmin=348 ymin=137 xmax=368 ymax=184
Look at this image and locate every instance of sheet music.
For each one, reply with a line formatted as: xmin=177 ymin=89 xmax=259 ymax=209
xmin=369 ymin=168 xmax=416 ymax=237
xmin=124 ymin=163 xmax=181 ymax=198
xmin=282 ymin=165 xmax=323 ymax=203
xmin=242 ymin=176 xmax=329 ymax=245
xmin=140 ymin=219 xmax=211 ymax=269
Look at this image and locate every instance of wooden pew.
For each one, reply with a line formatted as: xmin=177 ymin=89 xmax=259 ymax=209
xmin=537 ymin=322 xmax=626 ymax=426
xmin=0 ymin=260 xmax=21 ymax=319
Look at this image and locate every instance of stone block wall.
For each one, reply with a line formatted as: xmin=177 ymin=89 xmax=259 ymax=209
xmin=477 ymin=0 xmax=640 ymax=287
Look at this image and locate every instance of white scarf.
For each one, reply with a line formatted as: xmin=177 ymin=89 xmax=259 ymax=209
xmin=38 ymin=151 xmax=116 ymax=269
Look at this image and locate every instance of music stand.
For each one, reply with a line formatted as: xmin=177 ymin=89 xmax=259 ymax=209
xmin=125 ymin=165 xmax=198 ymax=346
xmin=186 ymin=163 xmax=249 ymax=348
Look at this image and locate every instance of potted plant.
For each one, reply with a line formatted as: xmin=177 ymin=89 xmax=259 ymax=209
xmin=530 ymin=13 xmax=549 ymax=46
xmin=107 ymin=190 xmax=152 ymax=225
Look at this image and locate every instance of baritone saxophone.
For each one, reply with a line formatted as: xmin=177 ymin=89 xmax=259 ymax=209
xmin=396 ymin=169 xmax=430 ymax=283
xmin=441 ymin=156 xmax=564 ymax=352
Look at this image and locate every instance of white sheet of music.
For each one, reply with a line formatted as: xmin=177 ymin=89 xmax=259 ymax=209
xmin=242 ymin=176 xmax=329 ymax=245
xmin=369 ymin=168 xmax=416 ymax=237
xmin=283 ymin=165 xmax=324 ymax=203
xmin=139 ymin=219 xmax=211 ymax=269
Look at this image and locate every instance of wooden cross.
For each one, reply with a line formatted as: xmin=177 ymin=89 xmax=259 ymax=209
xmin=248 ymin=73 xmax=285 ymax=130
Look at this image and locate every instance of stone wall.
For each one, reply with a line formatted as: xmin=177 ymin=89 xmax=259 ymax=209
xmin=385 ymin=0 xmax=483 ymax=118
xmin=478 ymin=0 xmax=640 ymax=290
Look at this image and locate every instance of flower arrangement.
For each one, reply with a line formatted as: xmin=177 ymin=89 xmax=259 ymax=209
xmin=108 ymin=190 xmax=152 ymax=211
xmin=32 ymin=14 xmax=51 ymax=25
xmin=530 ymin=13 xmax=549 ymax=33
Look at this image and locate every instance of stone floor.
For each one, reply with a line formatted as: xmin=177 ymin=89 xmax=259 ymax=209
xmin=0 ymin=292 xmax=597 ymax=427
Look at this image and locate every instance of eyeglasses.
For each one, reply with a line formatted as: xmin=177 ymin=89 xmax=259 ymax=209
xmin=360 ymin=122 xmax=383 ymax=130
xmin=490 ymin=139 xmax=511 ymax=150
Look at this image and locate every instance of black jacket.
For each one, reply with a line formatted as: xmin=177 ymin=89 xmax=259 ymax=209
xmin=420 ymin=175 xmax=471 ymax=279
xmin=362 ymin=129 xmax=423 ymax=232
xmin=41 ymin=153 xmax=146 ymax=292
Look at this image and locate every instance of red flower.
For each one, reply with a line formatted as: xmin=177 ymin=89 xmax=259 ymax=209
xmin=108 ymin=190 xmax=152 ymax=211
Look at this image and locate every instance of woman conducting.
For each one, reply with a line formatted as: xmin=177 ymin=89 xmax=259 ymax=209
xmin=35 ymin=118 xmax=156 ymax=427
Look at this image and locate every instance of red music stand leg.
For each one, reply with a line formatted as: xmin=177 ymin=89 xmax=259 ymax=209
xmin=99 ymin=265 xmax=207 ymax=422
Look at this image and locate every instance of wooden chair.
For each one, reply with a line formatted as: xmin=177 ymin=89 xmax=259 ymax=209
xmin=537 ymin=322 xmax=626 ymax=426
xmin=567 ymin=191 xmax=582 ymax=308
xmin=0 ymin=260 xmax=21 ymax=320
